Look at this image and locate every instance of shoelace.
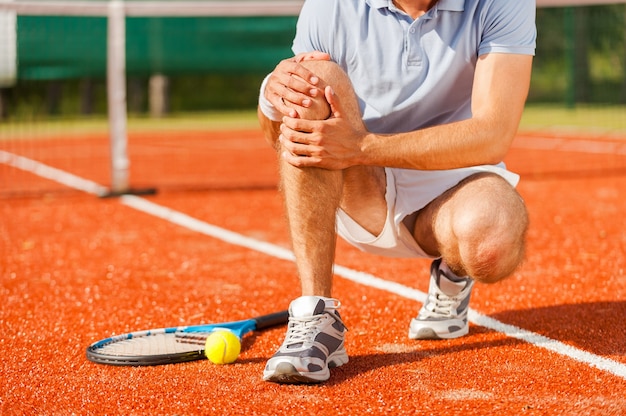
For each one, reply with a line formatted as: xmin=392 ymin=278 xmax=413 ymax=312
xmin=283 ymin=314 xmax=327 ymax=347
xmin=420 ymin=287 xmax=469 ymax=319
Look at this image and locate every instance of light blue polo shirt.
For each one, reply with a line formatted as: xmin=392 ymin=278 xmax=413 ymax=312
xmin=292 ymin=0 xmax=536 ymax=134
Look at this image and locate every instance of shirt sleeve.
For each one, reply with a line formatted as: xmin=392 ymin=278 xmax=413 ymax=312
xmin=291 ymin=0 xmax=337 ymax=56
xmin=478 ymin=0 xmax=537 ymax=56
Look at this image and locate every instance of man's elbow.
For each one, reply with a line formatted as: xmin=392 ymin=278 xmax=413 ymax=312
xmin=483 ymin=122 xmax=519 ymax=164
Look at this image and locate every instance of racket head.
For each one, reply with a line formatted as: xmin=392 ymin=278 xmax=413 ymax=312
xmin=86 ymin=311 xmax=288 ymax=366
xmin=86 ymin=327 xmax=208 ymax=366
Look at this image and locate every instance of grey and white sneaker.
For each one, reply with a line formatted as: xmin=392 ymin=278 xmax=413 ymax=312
xmin=408 ymin=258 xmax=474 ymax=340
xmin=263 ymin=296 xmax=348 ymax=384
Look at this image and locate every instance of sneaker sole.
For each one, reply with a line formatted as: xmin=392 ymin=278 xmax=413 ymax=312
xmin=263 ymin=362 xmax=328 ymax=384
xmin=263 ymin=352 xmax=349 ymax=384
xmin=408 ymin=325 xmax=469 ymax=340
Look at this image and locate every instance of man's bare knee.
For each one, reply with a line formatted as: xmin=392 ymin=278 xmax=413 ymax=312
xmin=289 ymin=60 xmax=359 ymax=121
xmin=455 ymin=182 xmax=528 ymax=283
xmin=435 ymin=174 xmax=529 ymax=283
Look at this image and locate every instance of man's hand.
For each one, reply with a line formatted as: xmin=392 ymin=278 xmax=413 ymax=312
xmin=279 ymin=86 xmax=370 ymax=170
xmin=264 ymin=51 xmax=331 ymax=118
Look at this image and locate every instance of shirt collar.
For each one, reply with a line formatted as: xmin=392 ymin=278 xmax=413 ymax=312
xmin=366 ymin=0 xmax=465 ymax=13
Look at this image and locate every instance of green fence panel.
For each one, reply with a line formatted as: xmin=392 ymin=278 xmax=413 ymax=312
xmin=17 ymin=16 xmax=107 ymax=80
xmin=16 ymin=15 xmax=297 ymax=80
xmin=125 ymin=16 xmax=296 ymax=75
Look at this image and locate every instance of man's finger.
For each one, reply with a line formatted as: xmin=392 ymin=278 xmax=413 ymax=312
xmin=325 ymin=86 xmax=340 ymax=118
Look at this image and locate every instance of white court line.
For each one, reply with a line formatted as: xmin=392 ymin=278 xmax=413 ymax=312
xmin=0 ymin=150 xmax=109 ymax=196
xmin=4 ymin=149 xmax=626 ymax=381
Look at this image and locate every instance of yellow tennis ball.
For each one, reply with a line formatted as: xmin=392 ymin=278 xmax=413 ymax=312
xmin=204 ymin=330 xmax=241 ymax=364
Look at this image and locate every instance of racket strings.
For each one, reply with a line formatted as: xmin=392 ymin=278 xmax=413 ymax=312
xmin=96 ymin=332 xmax=207 ymax=356
xmin=174 ymin=332 xmax=209 ymax=346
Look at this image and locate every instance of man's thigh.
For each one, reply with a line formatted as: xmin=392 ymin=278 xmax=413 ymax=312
xmin=337 ymin=165 xmax=520 ymax=259
xmin=339 ymin=165 xmax=387 ymax=237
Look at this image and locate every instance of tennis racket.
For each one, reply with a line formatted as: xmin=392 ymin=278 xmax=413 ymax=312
xmin=86 ymin=310 xmax=289 ymax=366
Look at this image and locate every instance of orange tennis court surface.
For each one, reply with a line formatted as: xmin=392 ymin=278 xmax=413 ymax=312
xmin=1 ymin=128 xmax=625 ymax=415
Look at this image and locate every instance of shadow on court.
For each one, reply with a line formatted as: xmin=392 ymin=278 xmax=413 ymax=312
xmin=490 ymin=301 xmax=626 ymax=357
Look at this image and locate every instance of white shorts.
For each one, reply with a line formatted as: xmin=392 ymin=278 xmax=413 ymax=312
xmin=335 ymin=164 xmax=519 ymax=258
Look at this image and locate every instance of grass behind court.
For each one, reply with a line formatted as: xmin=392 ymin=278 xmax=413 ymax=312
xmin=1 ymin=105 xmax=625 ymax=140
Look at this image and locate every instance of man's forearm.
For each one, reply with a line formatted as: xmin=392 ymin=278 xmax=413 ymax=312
xmin=360 ymin=116 xmax=517 ymax=171
xmin=360 ymin=54 xmax=532 ymax=171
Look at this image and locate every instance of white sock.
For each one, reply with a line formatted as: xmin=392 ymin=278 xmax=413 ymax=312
xmin=439 ymin=260 xmax=468 ymax=282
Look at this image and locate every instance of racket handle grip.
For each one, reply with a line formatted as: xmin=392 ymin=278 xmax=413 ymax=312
xmin=254 ymin=310 xmax=289 ymax=330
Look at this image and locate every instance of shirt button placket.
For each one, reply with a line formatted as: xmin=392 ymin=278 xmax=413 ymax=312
xmin=407 ymin=22 xmax=421 ymax=67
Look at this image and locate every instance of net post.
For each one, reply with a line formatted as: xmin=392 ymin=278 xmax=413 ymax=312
xmin=107 ymin=0 xmax=129 ymax=194
xmin=103 ymin=0 xmax=156 ymax=198
xmin=0 ymin=1 xmax=17 ymax=89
